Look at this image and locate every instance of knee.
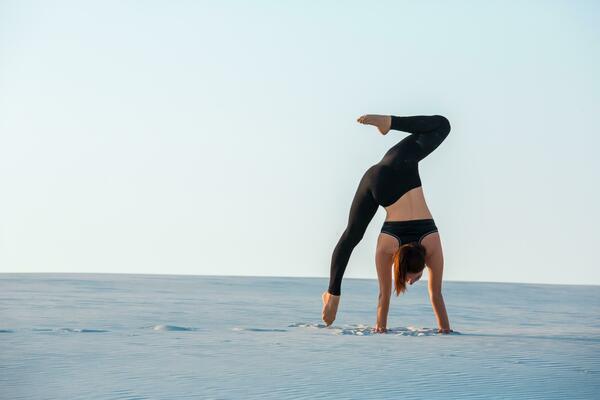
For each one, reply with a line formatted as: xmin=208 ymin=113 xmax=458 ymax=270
xmin=342 ymin=227 xmax=365 ymax=247
xmin=435 ymin=115 xmax=451 ymax=136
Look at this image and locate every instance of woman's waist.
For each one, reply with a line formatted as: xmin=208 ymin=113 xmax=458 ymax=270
xmin=381 ymin=218 xmax=437 ymax=230
xmin=383 ymin=208 xmax=433 ymax=222
xmin=383 ymin=217 xmax=435 ymax=224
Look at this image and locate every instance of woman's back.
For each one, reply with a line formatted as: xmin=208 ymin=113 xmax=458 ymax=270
xmin=383 ymin=186 xmax=433 ymax=221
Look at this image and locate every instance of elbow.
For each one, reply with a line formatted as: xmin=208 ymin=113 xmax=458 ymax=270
xmin=429 ymin=292 xmax=444 ymax=302
xmin=378 ymin=292 xmax=391 ymax=302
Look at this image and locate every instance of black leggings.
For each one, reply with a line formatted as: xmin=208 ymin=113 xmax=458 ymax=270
xmin=328 ymin=115 xmax=451 ymax=296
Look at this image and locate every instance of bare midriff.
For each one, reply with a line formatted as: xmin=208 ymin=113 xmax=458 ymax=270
xmin=383 ymin=186 xmax=433 ymax=221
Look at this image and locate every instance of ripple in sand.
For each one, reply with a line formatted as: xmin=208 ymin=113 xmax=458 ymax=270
xmin=31 ymin=327 xmax=110 ymax=333
xmin=151 ymin=324 xmax=197 ymax=332
xmin=60 ymin=328 xmax=110 ymax=333
xmin=231 ymin=327 xmax=288 ymax=332
xmin=288 ymin=322 xmax=328 ymax=329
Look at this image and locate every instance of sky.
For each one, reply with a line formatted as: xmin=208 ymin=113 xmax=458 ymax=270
xmin=1 ymin=0 xmax=599 ymax=286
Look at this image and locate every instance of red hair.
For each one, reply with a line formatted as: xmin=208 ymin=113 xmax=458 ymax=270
xmin=393 ymin=242 xmax=427 ymax=296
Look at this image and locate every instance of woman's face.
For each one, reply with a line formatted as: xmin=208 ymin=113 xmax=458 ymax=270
xmin=405 ymin=271 xmax=423 ymax=285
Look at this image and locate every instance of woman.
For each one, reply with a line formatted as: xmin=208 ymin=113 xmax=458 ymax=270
xmin=321 ymin=113 xmax=453 ymax=334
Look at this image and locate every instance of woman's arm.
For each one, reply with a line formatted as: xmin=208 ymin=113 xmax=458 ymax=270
xmin=374 ymin=236 xmax=395 ymax=332
xmin=431 ymin=295 xmax=451 ymax=333
xmin=425 ymin=238 xmax=451 ymax=332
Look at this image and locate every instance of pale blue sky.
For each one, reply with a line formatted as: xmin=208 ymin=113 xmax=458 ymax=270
xmin=1 ymin=0 xmax=599 ymax=286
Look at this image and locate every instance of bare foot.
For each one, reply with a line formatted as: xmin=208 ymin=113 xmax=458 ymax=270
xmin=322 ymin=291 xmax=340 ymax=326
xmin=357 ymin=114 xmax=392 ymax=135
xmin=372 ymin=323 xmax=388 ymax=334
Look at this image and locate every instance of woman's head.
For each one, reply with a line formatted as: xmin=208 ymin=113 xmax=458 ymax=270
xmin=393 ymin=242 xmax=426 ymax=296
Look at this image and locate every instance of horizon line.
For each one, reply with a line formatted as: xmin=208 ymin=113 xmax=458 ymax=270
xmin=1 ymin=271 xmax=598 ymax=288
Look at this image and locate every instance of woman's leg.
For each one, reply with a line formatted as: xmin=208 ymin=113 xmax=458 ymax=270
xmin=381 ymin=115 xmax=451 ymax=165
xmin=328 ymin=168 xmax=379 ymax=296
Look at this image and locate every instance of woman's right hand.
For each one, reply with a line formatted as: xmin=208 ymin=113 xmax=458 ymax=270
xmin=322 ymin=291 xmax=340 ymax=326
